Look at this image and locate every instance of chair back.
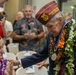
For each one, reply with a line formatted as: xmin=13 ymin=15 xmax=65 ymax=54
xmin=16 ymin=51 xmax=30 ymax=59
xmin=7 ymin=43 xmax=19 ymax=54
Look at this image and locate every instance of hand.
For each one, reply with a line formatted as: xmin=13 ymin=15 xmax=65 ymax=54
xmin=6 ymin=62 xmax=13 ymax=73
xmin=0 ymin=18 xmax=5 ymax=25
xmin=4 ymin=70 xmax=9 ymax=75
xmin=4 ymin=62 xmax=13 ymax=75
xmin=30 ymin=33 xmax=37 ymax=39
xmin=23 ymin=33 xmax=29 ymax=39
xmin=34 ymin=28 xmax=39 ymax=32
xmin=37 ymin=60 xmax=46 ymax=69
xmin=8 ymin=59 xmax=20 ymax=66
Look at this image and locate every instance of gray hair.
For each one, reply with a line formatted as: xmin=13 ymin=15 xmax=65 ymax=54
xmin=23 ymin=5 xmax=33 ymax=12
xmin=64 ymin=12 xmax=72 ymax=18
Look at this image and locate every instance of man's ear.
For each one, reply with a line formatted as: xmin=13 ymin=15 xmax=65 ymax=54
xmin=57 ymin=17 xmax=64 ymax=25
xmin=57 ymin=17 xmax=63 ymax=22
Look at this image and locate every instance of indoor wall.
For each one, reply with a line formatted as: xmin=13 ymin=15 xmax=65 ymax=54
xmin=5 ymin=0 xmax=27 ymax=23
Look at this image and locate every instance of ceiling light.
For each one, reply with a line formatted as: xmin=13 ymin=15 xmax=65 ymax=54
xmin=71 ymin=6 xmax=74 ymax=9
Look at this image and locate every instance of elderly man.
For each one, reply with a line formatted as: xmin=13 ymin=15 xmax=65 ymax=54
xmin=10 ymin=1 xmax=76 ymax=75
xmin=13 ymin=5 xmax=44 ymax=51
xmin=0 ymin=0 xmax=8 ymax=6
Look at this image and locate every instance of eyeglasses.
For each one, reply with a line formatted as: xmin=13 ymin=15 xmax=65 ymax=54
xmin=46 ymin=21 xmax=59 ymax=29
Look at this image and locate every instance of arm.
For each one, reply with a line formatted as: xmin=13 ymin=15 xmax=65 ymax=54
xmin=37 ymin=31 xmax=44 ymax=39
xmin=13 ymin=32 xmax=27 ymax=40
xmin=0 ymin=19 xmax=13 ymax=38
xmin=11 ymin=68 xmax=16 ymax=75
xmin=21 ymin=37 xmax=49 ymax=68
xmin=0 ymin=20 xmax=7 ymax=38
xmin=37 ymin=59 xmax=47 ymax=68
xmin=9 ymin=35 xmax=49 ymax=68
xmin=30 ymin=31 xmax=44 ymax=39
xmin=30 ymin=20 xmax=44 ymax=39
xmin=13 ymin=21 xmax=28 ymax=40
xmin=5 ymin=21 xmax=13 ymax=37
xmin=20 ymin=33 xmax=50 ymax=68
xmin=6 ymin=31 xmax=13 ymax=37
xmin=2 ymin=24 xmax=7 ymax=37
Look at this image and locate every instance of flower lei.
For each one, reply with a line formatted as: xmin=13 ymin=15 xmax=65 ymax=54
xmin=0 ymin=59 xmax=7 ymax=75
xmin=49 ymin=20 xmax=76 ymax=75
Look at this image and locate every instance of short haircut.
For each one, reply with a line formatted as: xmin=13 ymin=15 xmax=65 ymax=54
xmin=23 ymin=5 xmax=33 ymax=12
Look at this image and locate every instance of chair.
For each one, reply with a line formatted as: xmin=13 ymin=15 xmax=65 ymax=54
xmin=7 ymin=43 xmax=19 ymax=54
xmin=16 ymin=51 xmax=31 ymax=60
xmin=3 ymin=45 xmax=7 ymax=52
xmin=5 ymin=52 xmax=16 ymax=60
xmin=16 ymin=65 xmax=48 ymax=75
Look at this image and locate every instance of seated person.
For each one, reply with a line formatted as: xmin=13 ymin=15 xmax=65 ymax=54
xmin=0 ymin=37 xmax=16 ymax=75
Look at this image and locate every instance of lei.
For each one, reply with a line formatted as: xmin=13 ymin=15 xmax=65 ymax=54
xmin=0 ymin=59 xmax=7 ymax=75
xmin=49 ymin=20 xmax=76 ymax=75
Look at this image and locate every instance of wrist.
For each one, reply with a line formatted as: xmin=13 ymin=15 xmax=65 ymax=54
xmin=22 ymin=35 xmax=24 ymax=39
